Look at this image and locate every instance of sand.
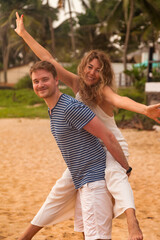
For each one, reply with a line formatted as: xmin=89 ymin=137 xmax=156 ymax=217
xmin=0 ymin=118 xmax=160 ymax=240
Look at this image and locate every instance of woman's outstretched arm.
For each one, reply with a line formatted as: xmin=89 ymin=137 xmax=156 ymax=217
xmin=103 ymin=86 xmax=160 ymax=124
xmin=15 ymin=12 xmax=79 ymax=94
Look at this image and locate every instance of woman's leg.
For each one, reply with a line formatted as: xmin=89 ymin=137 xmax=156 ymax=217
xmin=18 ymin=224 xmax=42 ymax=240
xmin=125 ymin=208 xmax=143 ymax=240
xmin=105 ymin=152 xmax=143 ymax=240
xmin=18 ymin=168 xmax=76 ymax=239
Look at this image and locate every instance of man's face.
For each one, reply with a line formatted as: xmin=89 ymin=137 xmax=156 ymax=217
xmin=32 ymin=69 xmax=58 ymax=99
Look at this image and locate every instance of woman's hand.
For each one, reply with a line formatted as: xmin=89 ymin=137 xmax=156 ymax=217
xmin=15 ymin=12 xmax=25 ymax=37
xmin=146 ymin=103 xmax=160 ymax=124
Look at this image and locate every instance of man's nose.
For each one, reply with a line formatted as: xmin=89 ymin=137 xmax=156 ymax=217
xmin=39 ymin=81 xmax=44 ymax=87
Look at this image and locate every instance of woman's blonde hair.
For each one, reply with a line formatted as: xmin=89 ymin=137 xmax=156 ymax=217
xmin=78 ymin=49 xmax=117 ymax=106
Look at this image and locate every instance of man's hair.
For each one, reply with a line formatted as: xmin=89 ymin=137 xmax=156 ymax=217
xmin=30 ymin=61 xmax=57 ymax=79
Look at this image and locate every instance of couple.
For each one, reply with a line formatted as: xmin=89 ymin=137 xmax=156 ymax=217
xmin=15 ymin=12 xmax=160 ymax=240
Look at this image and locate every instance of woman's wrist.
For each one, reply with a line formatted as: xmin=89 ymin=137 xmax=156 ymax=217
xmin=126 ymin=166 xmax=132 ymax=174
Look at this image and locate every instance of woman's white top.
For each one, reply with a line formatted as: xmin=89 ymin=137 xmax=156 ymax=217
xmin=75 ymin=92 xmax=129 ymax=157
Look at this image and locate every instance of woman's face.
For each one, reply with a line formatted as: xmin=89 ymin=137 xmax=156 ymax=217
xmin=83 ymin=58 xmax=101 ymax=86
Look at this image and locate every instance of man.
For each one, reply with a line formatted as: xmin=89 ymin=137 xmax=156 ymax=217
xmin=18 ymin=60 xmax=130 ymax=240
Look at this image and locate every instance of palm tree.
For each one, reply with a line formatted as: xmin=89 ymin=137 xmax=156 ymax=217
xmin=0 ymin=9 xmax=18 ymax=83
xmin=103 ymin=0 xmax=134 ymax=85
xmin=42 ymin=0 xmax=58 ymax=57
xmin=123 ymin=0 xmax=134 ymax=85
xmin=58 ymin=0 xmax=76 ymax=57
xmin=76 ymin=0 xmax=101 ymax=52
xmin=0 ymin=0 xmax=59 ymax=83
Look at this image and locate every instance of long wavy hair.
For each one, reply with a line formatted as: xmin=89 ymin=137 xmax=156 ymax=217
xmin=78 ymin=50 xmax=117 ymax=106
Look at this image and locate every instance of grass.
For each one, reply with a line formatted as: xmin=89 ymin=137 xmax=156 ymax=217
xmin=0 ymin=105 xmax=48 ymax=118
xmin=0 ymin=86 xmax=145 ymax=121
xmin=0 ymin=87 xmax=75 ymax=118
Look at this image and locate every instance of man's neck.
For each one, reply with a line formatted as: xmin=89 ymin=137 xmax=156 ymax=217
xmin=44 ymin=91 xmax=63 ymax=114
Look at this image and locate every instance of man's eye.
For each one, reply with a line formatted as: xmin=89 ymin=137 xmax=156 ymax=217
xmin=43 ymin=78 xmax=48 ymax=82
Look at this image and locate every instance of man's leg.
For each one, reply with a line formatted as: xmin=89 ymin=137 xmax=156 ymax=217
xmin=75 ymin=194 xmax=111 ymax=240
xmin=75 ymin=180 xmax=113 ymax=240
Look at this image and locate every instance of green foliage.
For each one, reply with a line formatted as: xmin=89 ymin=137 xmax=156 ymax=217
xmin=14 ymin=75 xmax=33 ymax=89
xmin=78 ymin=8 xmax=99 ymax=26
xmin=0 ymin=88 xmax=47 ymax=118
xmin=115 ymin=87 xmax=156 ymax=130
xmin=138 ymin=0 xmax=160 ymax=30
xmin=117 ymin=87 xmax=145 ymax=103
xmin=54 ymin=20 xmax=72 ymax=61
xmin=124 ymin=65 xmax=147 ymax=91
xmin=60 ymin=87 xmax=75 ymax=97
xmin=152 ymin=68 xmax=160 ymax=82
xmin=0 ymin=87 xmax=74 ymax=118
xmin=1 ymin=0 xmax=160 ymax=74
xmin=0 ymin=89 xmax=43 ymax=107
xmin=64 ymin=62 xmax=78 ymax=75
xmin=0 ymin=105 xmax=48 ymax=118
xmin=115 ymin=87 xmax=145 ymax=123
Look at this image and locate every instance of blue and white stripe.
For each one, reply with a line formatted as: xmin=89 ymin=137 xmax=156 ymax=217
xmin=49 ymin=94 xmax=106 ymax=189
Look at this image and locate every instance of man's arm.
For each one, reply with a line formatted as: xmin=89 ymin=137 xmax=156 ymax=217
xmin=83 ymin=116 xmax=130 ymax=171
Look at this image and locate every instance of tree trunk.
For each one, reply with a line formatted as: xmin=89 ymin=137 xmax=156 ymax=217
xmin=2 ymin=27 xmax=9 ymax=84
xmin=48 ymin=17 xmax=56 ymax=57
xmin=67 ymin=0 xmax=76 ymax=56
xmin=123 ymin=0 xmax=134 ymax=86
xmin=3 ymin=48 xmax=9 ymax=84
xmin=46 ymin=0 xmax=56 ymax=57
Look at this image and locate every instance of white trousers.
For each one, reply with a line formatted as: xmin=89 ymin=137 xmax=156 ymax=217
xmin=31 ymin=168 xmax=76 ymax=226
xmin=31 ymin=152 xmax=135 ymax=226
xmin=74 ymin=180 xmax=113 ymax=240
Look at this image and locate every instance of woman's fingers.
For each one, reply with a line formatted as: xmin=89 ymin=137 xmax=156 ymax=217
xmin=16 ymin=11 xmax=20 ymax=20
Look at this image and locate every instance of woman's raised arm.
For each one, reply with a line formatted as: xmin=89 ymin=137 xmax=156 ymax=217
xmin=15 ymin=12 xmax=79 ymax=94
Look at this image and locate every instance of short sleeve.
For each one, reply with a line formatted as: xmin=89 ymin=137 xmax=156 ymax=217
xmin=64 ymin=101 xmax=95 ymax=130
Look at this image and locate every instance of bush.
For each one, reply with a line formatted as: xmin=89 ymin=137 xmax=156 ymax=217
xmin=15 ymin=75 xmax=32 ymax=89
xmin=116 ymin=87 xmax=157 ymax=130
xmin=152 ymin=69 xmax=160 ymax=82
xmin=118 ymin=87 xmax=145 ymax=103
xmin=0 ymin=89 xmax=44 ymax=107
xmin=124 ymin=65 xmax=147 ymax=92
xmin=64 ymin=62 xmax=79 ymax=74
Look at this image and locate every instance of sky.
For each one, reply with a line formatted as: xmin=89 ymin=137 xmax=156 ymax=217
xmin=43 ymin=0 xmax=84 ymax=27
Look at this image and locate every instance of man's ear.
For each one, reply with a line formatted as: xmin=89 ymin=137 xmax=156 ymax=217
xmin=55 ymin=77 xmax=59 ymax=85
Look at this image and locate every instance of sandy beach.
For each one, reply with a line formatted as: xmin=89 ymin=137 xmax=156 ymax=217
xmin=0 ymin=118 xmax=160 ymax=240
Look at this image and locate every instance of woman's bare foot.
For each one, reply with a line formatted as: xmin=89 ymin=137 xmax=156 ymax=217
xmin=125 ymin=208 xmax=143 ymax=240
xmin=128 ymin=217 xmax=143 ymax=240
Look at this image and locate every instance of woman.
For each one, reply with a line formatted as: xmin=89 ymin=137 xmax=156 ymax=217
xmin=15 ymin=12 xmax=160 ymax=240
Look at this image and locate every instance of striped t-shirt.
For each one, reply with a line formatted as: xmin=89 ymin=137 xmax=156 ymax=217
xmin=49 ymin=94 xmax=106 ymax=189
